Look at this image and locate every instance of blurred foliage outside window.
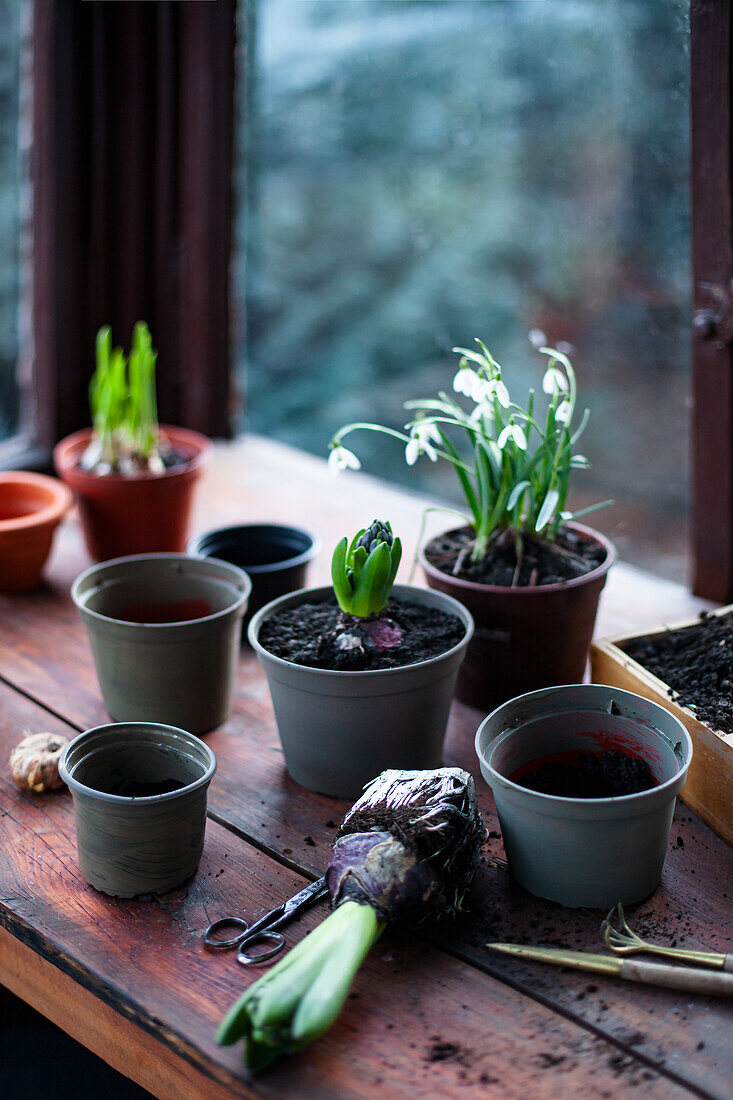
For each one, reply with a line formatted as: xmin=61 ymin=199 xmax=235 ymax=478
xmin=0 ymin=0 xmax=22 ymax=444
xmin=246 ymin=0 xmax=687 ymax=579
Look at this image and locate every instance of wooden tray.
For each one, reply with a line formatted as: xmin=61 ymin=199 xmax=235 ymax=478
xmin=591 ymin=606 xmax=733 ymax=846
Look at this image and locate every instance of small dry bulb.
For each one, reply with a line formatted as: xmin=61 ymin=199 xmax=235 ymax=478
xmin=9 ymin=732 xmax=69 ymax=793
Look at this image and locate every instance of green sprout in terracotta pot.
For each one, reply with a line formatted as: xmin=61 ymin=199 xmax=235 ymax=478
xmin=330 ymin=519 xmax=403 ymax=653
xmin=82 ymin=321 xmax=166 ymax=475
xmin=329 ymin=341 xmax=611 ymax=575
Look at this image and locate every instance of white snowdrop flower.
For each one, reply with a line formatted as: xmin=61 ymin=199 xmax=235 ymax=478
xmin=497 ymin=422 xmax=527 ymax=451
xmin=471 ymin=378 xmax=510 ymax=422
xmin=542 ymin=365 xmax=569 ymax=397
xmin=328 ymin=444 xmax=361 ymax=475
xmin=528 ymin=328 xmax=546 ymax=348
xmin=405 ymin=422 xmax=440 ymax=466
xmin=453 ymin=364 xmax=482 ymax=400
xmin=539 ymin=346 xmax=573 ymax=375
xmin=470 ymin=400 xmax=494 ymax=424
xmin=485 ymin=378 xmax=510 ymax=408
xmin=555 ymin=400 xmax=572 ymax=424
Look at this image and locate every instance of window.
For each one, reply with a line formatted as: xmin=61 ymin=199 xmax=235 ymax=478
xmin=235 ymin=0 xmax=690 ymax=581
xmin=18 ymin=2 xmax=733 ymax=598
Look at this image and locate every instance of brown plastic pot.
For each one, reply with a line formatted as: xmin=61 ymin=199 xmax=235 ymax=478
xmin=53 ymin=426 xmax=211 ymax=562
xmin=421 ymin=523 xmax=616 ymax=712
xmin=0 ymin=471 xmax=72 ymax=592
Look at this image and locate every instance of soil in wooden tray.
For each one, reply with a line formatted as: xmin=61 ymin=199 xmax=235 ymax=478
xmin=424 ymin=525 xmax=606 ymax=587
xmin=511 ymin=749 xmax=655 ymax=798
xmin=623 ymin=610 xmax=733 ymax=734
xmin=258 ymin=596 xmax=465 ymax=671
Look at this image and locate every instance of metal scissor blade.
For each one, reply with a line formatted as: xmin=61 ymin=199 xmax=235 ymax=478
xmin=280 ymin=875 xmax=329 ymax=920
xmin=242 ymin=876 xmax=329 ymax=942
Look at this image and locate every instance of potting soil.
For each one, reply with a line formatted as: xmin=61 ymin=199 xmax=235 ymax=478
xmin=424 ymin=526 xmax=606 ymax=587
xmin=259 ymin=596 xmax=465 ymax=671
xmin=513 ymin=749 xmax=655 ymax=798
xmin=624 ymin=610 xmax=733 ymax=734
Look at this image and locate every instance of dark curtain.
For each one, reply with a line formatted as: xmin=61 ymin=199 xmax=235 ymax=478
xmin=32 ymin=0 xmax=236 ymax=446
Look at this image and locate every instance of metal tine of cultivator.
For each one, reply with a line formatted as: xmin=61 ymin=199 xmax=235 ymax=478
xmin=601 ymin=904 xmax=731 ymax=970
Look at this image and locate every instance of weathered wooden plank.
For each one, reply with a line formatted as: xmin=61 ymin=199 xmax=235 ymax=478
xmin=0 ymin=440 xmax=730 ymax=1098
xmin=0 ymin=684 xmax=694 ymax=1100
xmin=0 ymin=661 xmax=729 ymax=1096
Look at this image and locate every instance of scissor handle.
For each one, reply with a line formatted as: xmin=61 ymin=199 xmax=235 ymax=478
xmin=237 ymin=930 xmax=286 ymax=966
xmin=203 ymin=916 xmax=250 ymax=951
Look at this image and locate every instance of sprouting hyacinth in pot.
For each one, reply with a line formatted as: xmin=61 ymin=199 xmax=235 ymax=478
xmin=331 ymin=519 xmax=403 ymax=654
xmin=81 ymin=322 xmax=167 ymax=475
xmin=329 ymin=341 xmax=610 ymax=571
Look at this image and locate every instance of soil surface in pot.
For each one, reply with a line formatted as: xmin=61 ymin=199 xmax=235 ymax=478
xmin=258 ymin=596 xmax=465 ymax=671
xmin=425 ymin=526 xmax=606 ymax=587
xmin=623 ymin=610 xmax=733 ymax=733
xmin=511 ymin=749 xmax=655 ymax=798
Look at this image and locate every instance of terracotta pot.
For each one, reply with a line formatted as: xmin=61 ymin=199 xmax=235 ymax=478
xmin=421 ymin=523 xmax=616 ymax=711
xmin=0 ymin=471 xmax=72 ymax=592
xmin=53 ymin=425 xmax=211 ymax=561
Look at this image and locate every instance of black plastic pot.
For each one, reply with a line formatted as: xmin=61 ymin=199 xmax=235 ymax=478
xmin=188 ymin=523 xmax=319 ymax=637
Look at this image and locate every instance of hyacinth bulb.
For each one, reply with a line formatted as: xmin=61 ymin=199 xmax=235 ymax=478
xmin=331 ymin=519 xmax=402 ymax=617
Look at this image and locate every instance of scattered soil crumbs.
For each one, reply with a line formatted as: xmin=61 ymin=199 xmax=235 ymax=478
xmin=426 ymin=1041 xmax=471 ymax=1066
xmin=624 ymin=609 xmax=733 ymax=733
xmin=259 ymin=596 xmax=464 ymax=671
xmin=424 ymin=525 xmax=606 ymax=587
xmin=515 ymin=750 xmax=655 ymax=798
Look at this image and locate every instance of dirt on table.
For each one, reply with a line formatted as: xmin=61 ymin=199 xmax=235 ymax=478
xmin=624 ymin=610 xmax=733 ymax=734
xmin=258 ymin=596 xmax=465 ymax=671
xmin=424 ymin=525 xmax=606 ymax=587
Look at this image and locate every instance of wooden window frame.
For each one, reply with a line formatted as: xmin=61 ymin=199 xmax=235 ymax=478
xmin=690 ymin=1 xmax=733 ymax=599
xmin=15 ymin=1 xmax=733 ymax=597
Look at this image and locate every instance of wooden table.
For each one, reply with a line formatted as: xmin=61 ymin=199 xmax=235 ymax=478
xmin=1 ymin=437 xmax=731 ymax=1099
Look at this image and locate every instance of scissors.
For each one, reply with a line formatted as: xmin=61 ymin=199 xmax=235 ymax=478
xmin=203 ymin=876 xmax=330 ymax=966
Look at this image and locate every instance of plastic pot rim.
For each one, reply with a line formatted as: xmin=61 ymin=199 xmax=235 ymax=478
xmin=59 ymin=721 xmax=217 ymax=806
xmin=187 ymin=522 xmax=321 ymax=576
xmin=71 ymin=552 xmax=251 ymax=630
xmin=0 ymin=471 xmax=73 ymax=533
xmin=248 ymin=582 xmax=475 ymax=680
xmin=420 ymin=521 xmax=617 ymax=596
xmin=475 ymin=683 xmax=693 ymax=809
xmin=53 ymin=425 xmax=212 ymax=484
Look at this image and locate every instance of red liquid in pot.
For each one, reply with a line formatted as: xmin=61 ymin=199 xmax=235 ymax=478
xmin=113 ymin=599 xmax=213 ymax=624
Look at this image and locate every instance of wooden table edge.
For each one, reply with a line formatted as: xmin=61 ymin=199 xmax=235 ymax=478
xmin=0 ymin=922 xmax=252 ymax=1099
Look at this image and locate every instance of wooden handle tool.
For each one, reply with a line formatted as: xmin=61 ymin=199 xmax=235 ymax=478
xmin=488 ymin=943 xmax=733 ymax=997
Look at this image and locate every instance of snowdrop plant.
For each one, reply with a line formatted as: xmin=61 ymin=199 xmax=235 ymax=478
xmin=329 ymin=340 xmax=608 ymax=563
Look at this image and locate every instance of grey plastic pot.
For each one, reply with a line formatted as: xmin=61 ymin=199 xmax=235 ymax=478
xmin=72 ymin=554 xmax=250 ymax=734
xmin=475 ymin=684 xmax=692 ymax=908
xmin=59 ymin=722 xmax=217 ymax=897
xmin=249 ymin=584 xmax=474 ymax=799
